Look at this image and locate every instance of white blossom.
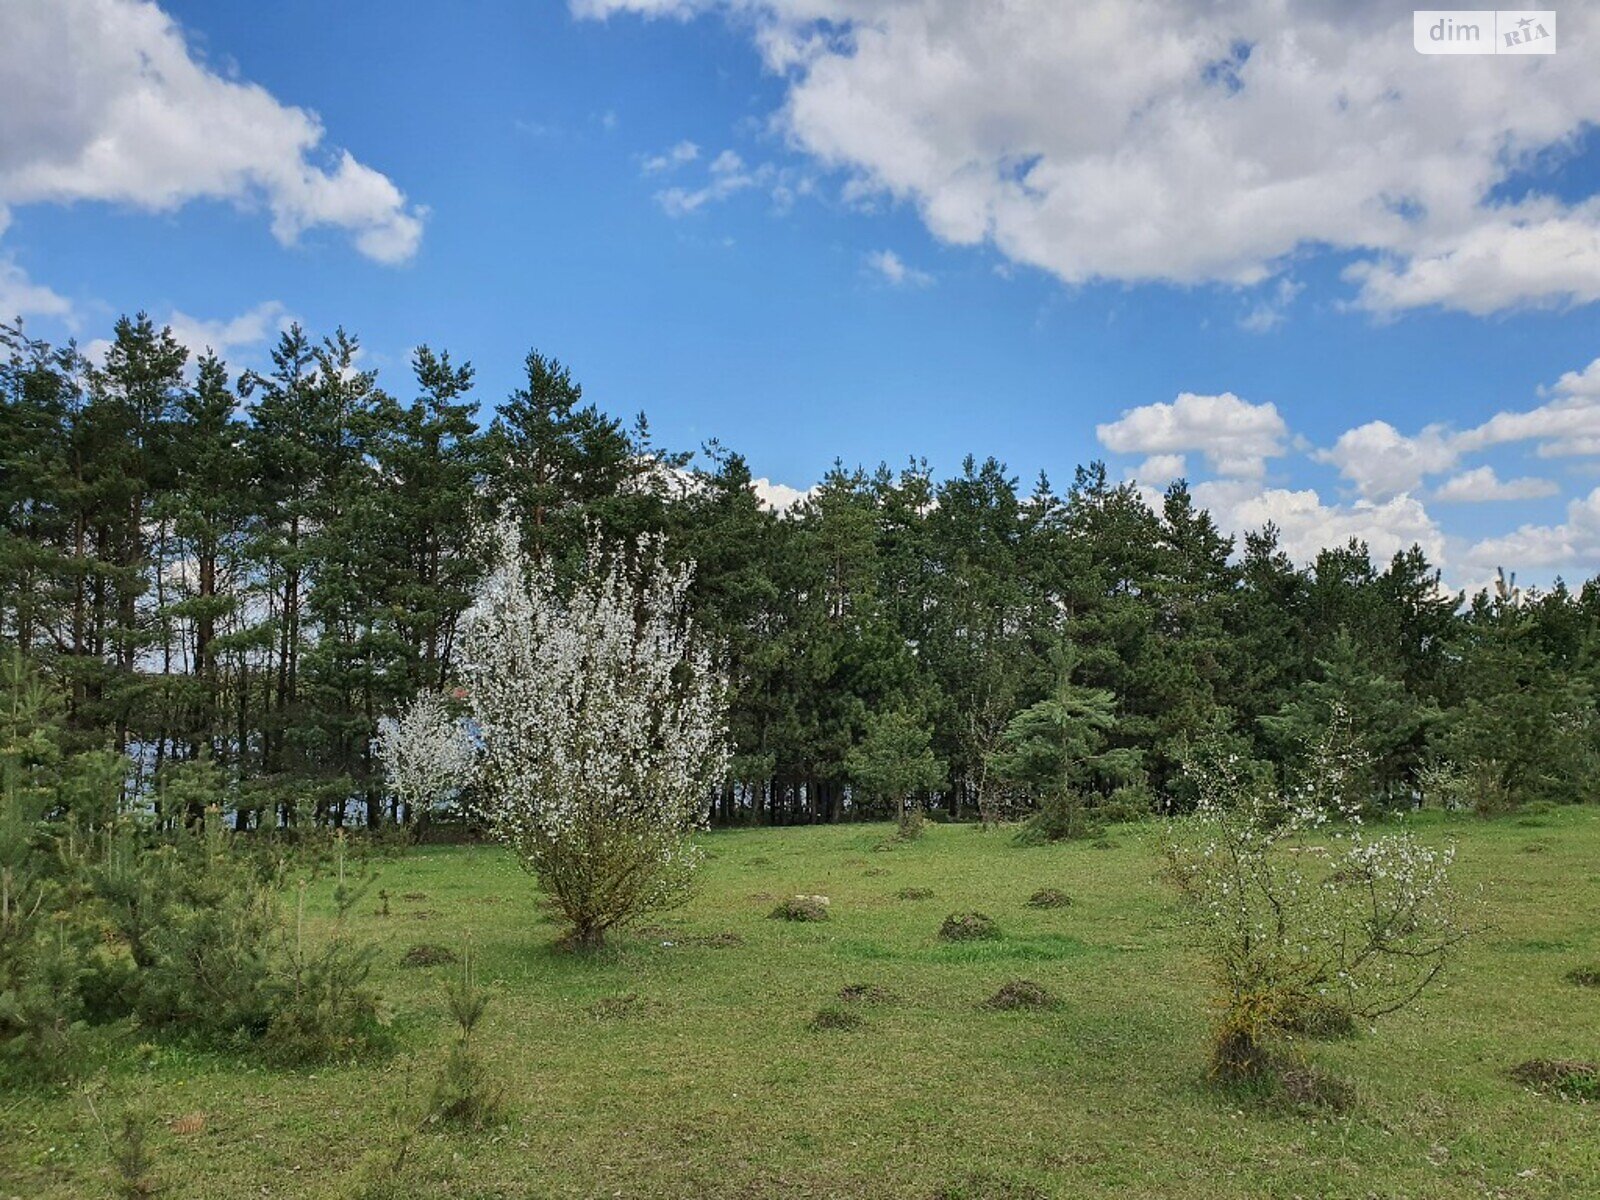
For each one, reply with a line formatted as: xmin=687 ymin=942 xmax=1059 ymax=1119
xmin=460 ymin=520 xmax=730 ymax=946
xmin=1162 ymin=727 xmax=1468 ymax=1076
xmin=377 ymin=689 xmax=476 ymax=816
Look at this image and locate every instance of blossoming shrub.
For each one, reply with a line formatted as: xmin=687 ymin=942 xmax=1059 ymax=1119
xmin=376 ymin=691 xmax=476 ymax=826
xmin=462 ymin=524 xmax=729 ymax=948
xmin=1161 ymin=734 xmax=1468 ymax=1083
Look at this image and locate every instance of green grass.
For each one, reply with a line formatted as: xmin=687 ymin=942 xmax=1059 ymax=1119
xmin=5 ymin=809 xmax=1600 ymax=1198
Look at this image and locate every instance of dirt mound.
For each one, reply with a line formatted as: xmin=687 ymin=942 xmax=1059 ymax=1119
xmin=982 ymin=979 xmax=1058 ymax=1011
xmin=839 ymin=983 xmax=894 ymax=1004
xmin=771 ymin=895 xmax=831 ymax=921
xmin=400 ymin=943 xmax=457 ymax=968
xmin=940 ymin=911 xmax=999 ymax=941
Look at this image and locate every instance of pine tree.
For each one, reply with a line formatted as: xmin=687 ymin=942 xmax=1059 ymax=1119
xmin=845 ymin=709 xmax=945 ymax=837
xmin=157 ymin=352 xmax=250 ymax=770
xmin=486 ymin=351 xmax=640 ymax=571
xmin=989 ymin=641 xmax=1143 ymax=839
xmin=1260 ymin=627 xmax=1427 ymax=810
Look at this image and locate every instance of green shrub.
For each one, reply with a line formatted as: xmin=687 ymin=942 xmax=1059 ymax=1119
xmin=1278 ymin=994 xmax=1356 ymax=1039
xmin=0 ymin=918 xmax=89 ymax=1084
xmin=84 ymin=1091 xmax=160 ymax=1200
xmin=430 ymin=943 xmax=501 ymax=1128
xmin=1510 ymin=1058 xmax=1599 ymax=1101
xmin=1014 ymin=792 xmax=1099 ymax=844
xmin=261 ymin=875 xmax=389 ymax=1066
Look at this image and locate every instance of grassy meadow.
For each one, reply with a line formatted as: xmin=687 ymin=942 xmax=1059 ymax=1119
xmin=3 ymin=808 xmax=1598 ymax=1199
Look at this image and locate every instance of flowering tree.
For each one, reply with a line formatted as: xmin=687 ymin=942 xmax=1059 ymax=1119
xmin=462 ymin=523 xmax=729 ymax=948
xmin=377 ymin=690 xmax=476 ymax=825
xmin=1161 ymin=722 xmax=1468 ymax=1081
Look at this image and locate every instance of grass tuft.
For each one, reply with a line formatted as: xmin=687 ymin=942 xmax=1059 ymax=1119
xmin=1510 ymin=1058 xmax=1600 ymax=1101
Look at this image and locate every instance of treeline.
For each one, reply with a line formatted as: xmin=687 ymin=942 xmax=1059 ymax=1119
xmin=3 ymin=314 xmax=1597 ymax=827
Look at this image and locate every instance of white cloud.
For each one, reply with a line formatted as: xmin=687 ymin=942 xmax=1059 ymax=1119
xmin=165 ymin=300 xmax=291 ymax=359
xmin=1346 ymin=203 xmax=1600 ymax=317
xmin=578 ymin=0 xmax=1600 ymax=316
xmin=643 ymin=140 xmax=701 ymax=173
xmin=1097 ymin=392 xmax=1287 ymax=480
xmin=865 ymin=248 xmax=932 ymax=287
xmin=654 ymin=148 xmax=810 ymax=217
xmin=1193 ymin=479 xmax=1446 ymax=567
xmin=1465 ymin=486 xmax=1600 ymax=569
xmin=1434 ymin=465 xmax=1558 ymax=503
xmin=1238 ymin=278 xmax=1303 ymax=333
xmin=1455 ymin=357 xmax=1600 ymax=459
xmin=0 ymin=0 xmax=424 ymax=264
xmin=1312 ymin=355 xmax=1600 ymax=500
xmin=656 ymin=149 xmax=763 ymax=215
xmin=1314 ymin=420 xmax=1457 ymax=501
xmin=80 ymin=300 xmax=292 ymax=367
xmin=1551 ymin=356 xmax=1600 ymax=399
xmin=0 ymin=255 xmax=72 ymax=321
xmin=751 ymin=476 xmax=814 ymax=512
xmin=1129 ymin=453 xmax=1187 ymax=485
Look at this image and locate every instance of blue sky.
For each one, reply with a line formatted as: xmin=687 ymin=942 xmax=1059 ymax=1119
xmin=5 ymin=0 xmax=1600 ymax=590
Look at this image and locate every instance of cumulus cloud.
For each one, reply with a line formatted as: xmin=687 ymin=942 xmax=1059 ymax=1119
xmin=1434 ymin=466 xmax=1559 ymax=503
xmin=81 ymin=299 xmax=293 ymax=368
xmin=1456 ymin=357 xmax=1600 ymax=459
xmin=577 ymin=0 xmax=1600 ymax=316
xmin=1314 ymin=420 xmax=1457 ymax=501
xmin=1097 ymin=392 xmax=1287 ymax=480
xmin=1193 ymin=479 xmax=1446 ymax=567
xmin=1346 ymin=203 xmax=1600 ymax=316
xmin=1311 ymin=356 xmax=1600 ymax=500
xmin=751 ymin=476 xmax=814 ymax=512
xmin=0 ymin=0 xmax=424 ymax=264
xmin=1465 ymin=486 xmax=1600 ymax=569
xmin=165 ymin=300 xmax=292 ymax=359
xmin=1551 ymin=357 xmax=1600 ymax=399
xmin=865 ymin=248 xmax=932 ymax=287
xmin=1129 ymin=453 xmax=1188 ymax=485
xmin=0 ymin=256 xmax=72 ymax=321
